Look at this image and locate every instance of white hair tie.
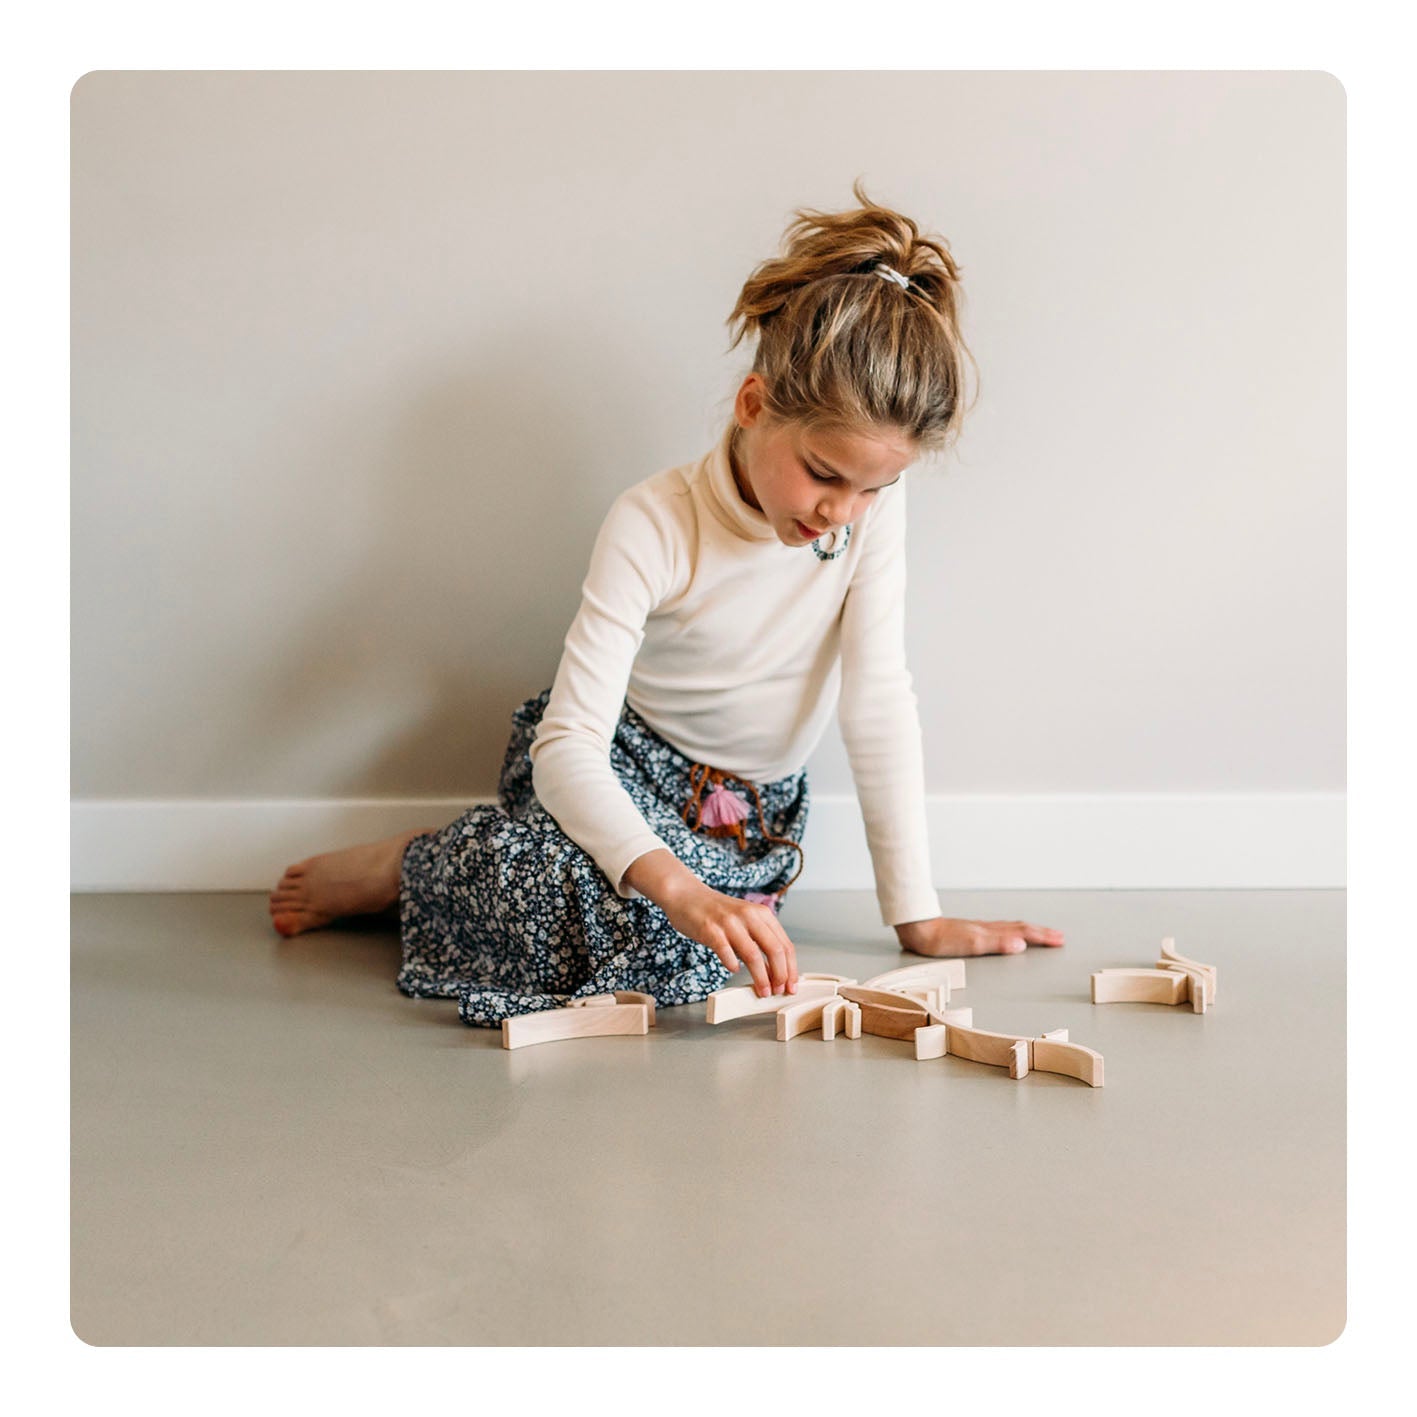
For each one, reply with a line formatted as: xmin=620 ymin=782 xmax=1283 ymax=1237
xmin=874 ymin=264 xmax=911 ymax=290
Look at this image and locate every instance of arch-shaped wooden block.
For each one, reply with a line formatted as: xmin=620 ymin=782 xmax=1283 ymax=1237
xmin=776 ymin=994 xmax=840 ymax=1041
xmin=1031 ymin=1037 xmax=1105 ymax=1087
xmin=861 ymin=960 xmax=967 ymax=993
xmin=799 ymin=972 xmax=859 ymax=985
xmin=501 ymin=1003 xmax=650 ymax=1050
xmin=1157 ymin=938 xmax=1216 ymax=1006
xmin=568 ymin=990 xmax=658 ymax=1024
xmin=1158 ymin=963 xmax=1208 ymax=1013
xmin=705 ymin=979 xmax=839 ymax=1024
xmin=1091 ymin=968 xmax=1189 ymax=1006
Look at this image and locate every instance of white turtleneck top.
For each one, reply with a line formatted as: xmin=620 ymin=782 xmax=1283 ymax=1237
xmin=527 ymin=420 xmax=942 ymax=927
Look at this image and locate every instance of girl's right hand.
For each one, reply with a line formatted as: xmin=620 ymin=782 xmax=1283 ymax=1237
xmin=664 ymin=885 xmax=799 ymax=998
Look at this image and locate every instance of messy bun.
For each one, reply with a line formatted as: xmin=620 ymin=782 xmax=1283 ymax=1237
xmin=725 ymin=177 xmax=978 ymax=455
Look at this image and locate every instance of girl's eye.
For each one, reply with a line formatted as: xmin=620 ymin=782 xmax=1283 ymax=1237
xmin=806 ymin=466 xmax=832 ymax=483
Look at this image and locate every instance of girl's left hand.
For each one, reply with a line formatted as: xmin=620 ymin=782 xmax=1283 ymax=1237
xmin=893 ymin=916 xmax=1065 ymax=957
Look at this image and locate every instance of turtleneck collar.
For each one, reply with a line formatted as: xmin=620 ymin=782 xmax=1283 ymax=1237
xmin=702 ymin=420 xmax=782 ymax=543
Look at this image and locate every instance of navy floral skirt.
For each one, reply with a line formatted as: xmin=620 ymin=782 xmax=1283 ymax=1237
xmin=396 ymin=688 xmax=810 ymax=1026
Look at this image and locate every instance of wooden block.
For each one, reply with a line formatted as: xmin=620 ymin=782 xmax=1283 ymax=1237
xmin=857 ymin=999 xmax=930 ymax=1041
xmin=501 ymin=1003 xmax=649 ymax=1050
xmin=1031 ymin=1037 xmax=1105 ymax=1087
xmin=1159 ymin=964 xmax=1208 ymax=1014
xmin=1159 ymin=937 xmax=1217 ymax=1002
xmin=839 ymin=984 xmax=936 ymax=1016
xmin=1039 ymin=1027 xmax=1069 ymax=1042
xmin=705 ymin=979 xmax=839 ymax=1024
xmin=1091 ymin=968 xmax=1189 ymax=1006
xmin=862 ymin=960 xmax=967 ymax=993
xmin=888 ymin=983 xmax=951 ymax=1011
xmin=941 ymin=1022 xmax=1033 ymax=1070
xmin=914 ymin=1023 xmax=948 ymax=1060
xmin=1155 ymin=959 xmax=1215 ymax=1008
xmin=1008 ymin=1039 xmax=1031 ymax=1080
xmin=820 ymin=996 xmax=847 ymax=1040
xmin=568 ymin=990 xmax=657 ymax=1024
xmin=843 ymin=1001 xmax=862 ymax=1039
xmin=776 ymin=994 xmax=837 ymax=1041
xmin=799 ymin=972 xmax=859 ymax=985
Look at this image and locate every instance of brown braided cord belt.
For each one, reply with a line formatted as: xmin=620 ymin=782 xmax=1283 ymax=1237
xmin=680 ymin=762 xmax=805 ymax=901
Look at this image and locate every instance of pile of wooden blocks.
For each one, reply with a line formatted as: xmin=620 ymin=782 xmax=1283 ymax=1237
xmin=1091 ymin=937 xmax=1216 ymax=1014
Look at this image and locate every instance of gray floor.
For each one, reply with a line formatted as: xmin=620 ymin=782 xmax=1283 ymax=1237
xmin=71 ymin=889 xmax=1345 ymax=1346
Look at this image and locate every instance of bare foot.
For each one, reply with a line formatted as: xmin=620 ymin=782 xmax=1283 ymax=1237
xmin=268 ymin=828 xmax=436 ymax=937
xmin=896 ymin=917 xmax=1066 ymax=957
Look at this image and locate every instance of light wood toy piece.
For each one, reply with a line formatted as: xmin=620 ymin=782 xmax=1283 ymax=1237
xmin=1031 ymin=1037 xmax=1105 ymax=1087
xmin=776 ymin=994 xmax=843 ymax=1041
xmin=1159 ymin=963 xmax=1208 ymax=1014
xmin=913 ymin=1008 xmax=975 ymax=1059
xmin=568 ymin=990 xmax=658 ymax=1024
xmin=862 ymin=960 xmax=967 ymax=993
xmin=705 ymin=978 xmax=839 ymax=1024
xmin=857 ymin=998 xmax=931 ymax=1042
xmin=1091 ymin=968 xmax=1189 ymax=1006
xmin=502 ymin=1002 xmax=650 ymax=1050
xmin=1157 ymin=936 xmax=1217 ymax=1006
xmin=817 ymin=998 xmax=862 ymax=1040
xmin=798 ymin=972 xmax=860 ymax=985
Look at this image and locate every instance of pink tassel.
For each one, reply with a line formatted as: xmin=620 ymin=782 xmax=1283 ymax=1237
xmin=700 ymin=783 xmax=750 ymax=829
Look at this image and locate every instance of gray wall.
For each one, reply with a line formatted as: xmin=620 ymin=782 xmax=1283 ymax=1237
xmin=72 ymin=71 xmax=1344 ymax=809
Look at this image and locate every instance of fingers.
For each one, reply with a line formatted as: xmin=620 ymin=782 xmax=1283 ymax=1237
xmin=725 ymin=908 xmax=797 ymax=997
xmin=1001 ymin=920 xmax=1066 ymax=947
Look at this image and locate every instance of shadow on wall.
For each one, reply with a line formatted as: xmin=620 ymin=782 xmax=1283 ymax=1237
xmin=235 ymin=324 xmax=641 ymax=805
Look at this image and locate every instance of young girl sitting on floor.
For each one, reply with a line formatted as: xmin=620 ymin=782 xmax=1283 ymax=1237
xmin=269 ymin=178 xmax=1064 ymax=1027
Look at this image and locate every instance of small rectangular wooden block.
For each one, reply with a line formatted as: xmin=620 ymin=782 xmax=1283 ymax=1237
xmin=820 ymin=996 xmax=846 ymax=1040
xmin=501 ymin=1003 xmax=649 ymax=1050
xmin=914 ymin=1024 xmax=948 ymax=1060
xmin=1008 ymin=1039 xmax=1030 ymax=1080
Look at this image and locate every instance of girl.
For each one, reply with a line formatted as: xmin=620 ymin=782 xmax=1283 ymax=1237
xmin=268 ymin=179 xmax=1065 ymax=1027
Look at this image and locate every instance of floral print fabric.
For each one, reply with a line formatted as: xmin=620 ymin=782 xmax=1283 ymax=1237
xmin=397 ymin=687 xmax=810 ymax=1026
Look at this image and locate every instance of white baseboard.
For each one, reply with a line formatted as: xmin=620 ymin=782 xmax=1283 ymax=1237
xmin=70 ymin=792 xmax=1345 ymax=892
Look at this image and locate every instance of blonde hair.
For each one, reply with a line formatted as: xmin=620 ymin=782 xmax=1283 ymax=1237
xmin=725 ymin=177 xmax=978 ymax=457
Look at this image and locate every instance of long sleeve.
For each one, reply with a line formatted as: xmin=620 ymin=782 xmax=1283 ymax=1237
xmin=528 ymin=487 xmax=681 ymax=900
xmin=837 ymin=478 xmax=943 ymax=926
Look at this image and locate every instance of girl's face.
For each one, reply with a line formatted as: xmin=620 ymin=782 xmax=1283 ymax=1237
xmin=730 ymin=376 xmax=917 ymax=547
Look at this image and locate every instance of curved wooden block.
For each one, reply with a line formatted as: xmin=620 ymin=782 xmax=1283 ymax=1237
xmin=924 ymin=1005 xmax=974 ymax=1029
xmin=942 ymin=1022 xmax=1035 ymax=1070
xmin=839 ymin=984 xmax=936 ymax=1015
xmin=1159 ymin=963 xmax=1208 ymax=1014
xmin=1091 ymin=968 xmax=1188 ymax=1006
xmin=569 ymin=990 xmax=658 ymax=1024
xmin=842 ymin=1000 xmax=862 ymax=1039
xmin=705 ymin=979 xmax=839 ymax=1024
xmin=1031 ymin=1037 xmax=1105 ymax=1087
xmin=502 ymin=1003 xmax=649 ymax=1050
xmin=1160 ymin=937 xmax=1217 ymax=1000
xmin=799 ymin=972 xmax=859 ymax=985
xmin=862 ymin=960 xmax=967 ymax=993
xmin=857 ymin=999 xmax=930 ymax=1041
xmin=820 ymin=996 xmax=846 ymax=1040
xmin=776 ymin=994 xmax=838 ymax=1041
